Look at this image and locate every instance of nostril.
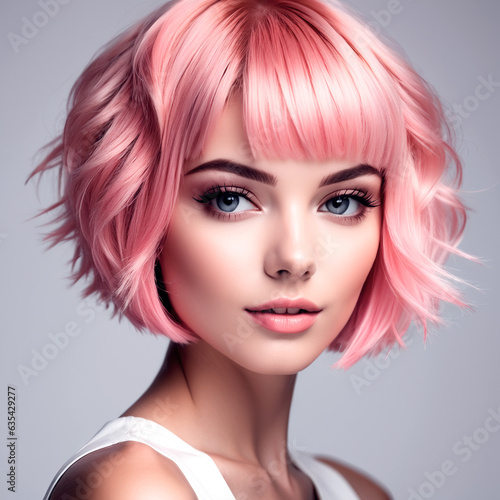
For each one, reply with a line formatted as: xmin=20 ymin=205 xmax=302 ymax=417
xmin=264 ymin=242 xmax=317 ymax=280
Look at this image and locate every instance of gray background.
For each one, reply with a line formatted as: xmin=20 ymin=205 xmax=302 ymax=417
xmin=1 ymin=0 xmax=499 ymax=498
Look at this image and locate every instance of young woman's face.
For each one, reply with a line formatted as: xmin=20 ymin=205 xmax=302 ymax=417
xmin=160 ymin=98 xmax=382 ymax=375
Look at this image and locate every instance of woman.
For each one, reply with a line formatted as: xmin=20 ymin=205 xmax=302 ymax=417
xmin=34 ymin=0 xmax=467 ymax=498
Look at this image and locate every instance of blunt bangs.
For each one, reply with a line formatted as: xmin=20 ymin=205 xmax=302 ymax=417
xmin=242 ymin=1 xmax=406 ymax=169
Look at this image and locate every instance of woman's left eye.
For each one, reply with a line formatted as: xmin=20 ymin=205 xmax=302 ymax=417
xmin=319 ymin=196 xmax=361 ymax=216
xmin=319 ymin=190 xmax=379 ymax=219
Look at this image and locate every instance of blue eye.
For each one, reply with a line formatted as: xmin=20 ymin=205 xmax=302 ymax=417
xmin=193 ymin=186 xmax=380 ymax=222
xmin=322 ymin=196 xmax=360 ymax=216
xmin=319 ymin=189 xmax=380 ymax=220
xmin=193 ymin=185 xmax=257 ymax=217
xmin=213 ymin=192 xmax=253 ymax=213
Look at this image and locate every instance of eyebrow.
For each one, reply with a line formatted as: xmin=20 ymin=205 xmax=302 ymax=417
xmin=319 ymin=164 xmax=382 ymax=187
xmin=185 ymin=159 xmax=381 ymax=187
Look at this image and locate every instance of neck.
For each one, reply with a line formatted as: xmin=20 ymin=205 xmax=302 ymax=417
xmin=125 ymin=342 xmax=297 ymax=467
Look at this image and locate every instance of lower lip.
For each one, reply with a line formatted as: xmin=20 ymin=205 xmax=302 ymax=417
xmin=246 ymin=311 xmax=319 ymax=334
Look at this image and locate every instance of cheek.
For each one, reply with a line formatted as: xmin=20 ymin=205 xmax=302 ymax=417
xmin=324 ymin=217 xmax=381 ymax=308
xmin=160 ymin=211 xmax=255 ymax=322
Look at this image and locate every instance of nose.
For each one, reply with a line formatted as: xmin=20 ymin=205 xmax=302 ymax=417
xmin=263 ymin=208 xmax=317 ymax=281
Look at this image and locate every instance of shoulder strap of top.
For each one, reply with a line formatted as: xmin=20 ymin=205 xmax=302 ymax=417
xmin=43 ymin=416 xmax=236 ymax=500
xmin=44 ymin=416 xmax=360 ymax=500
xmin=291 ymin=450 xmax=361 ymax=500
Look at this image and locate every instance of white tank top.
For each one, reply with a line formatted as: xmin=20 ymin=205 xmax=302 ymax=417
xmin=43 ymin=416 xmax=361 ymax=499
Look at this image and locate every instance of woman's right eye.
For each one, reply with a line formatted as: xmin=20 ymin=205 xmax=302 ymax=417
xmin=193 ymin=185 xmax=258 ymax=219
xmin=208 ymin=191 xmax=255 ymax=213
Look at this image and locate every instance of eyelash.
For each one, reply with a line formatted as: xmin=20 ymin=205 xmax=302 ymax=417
xmin=192 ymin=184 xmax=380 ymax=222
xmin=321 ymin=188 xmax=381 ymax=222
xmin=192 ymin=184 xmax=257 ymax=221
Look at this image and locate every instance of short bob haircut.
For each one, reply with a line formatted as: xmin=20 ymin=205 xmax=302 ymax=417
xmin=31 ymin=0 xmax=467 ymax=368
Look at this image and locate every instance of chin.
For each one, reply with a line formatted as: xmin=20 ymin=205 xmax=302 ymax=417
xmin=230 ymin=345 xmax=323 ymax=377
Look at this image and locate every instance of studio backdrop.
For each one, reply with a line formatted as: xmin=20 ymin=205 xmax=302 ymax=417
xmin=1 ymin=0 xmax=499 ymax=498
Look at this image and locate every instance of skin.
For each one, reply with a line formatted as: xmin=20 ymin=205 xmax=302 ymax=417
xmin=50 ymin=98 xmax=389 ymax=499
xmin=160 ymin=98 xmax=382 ymax=378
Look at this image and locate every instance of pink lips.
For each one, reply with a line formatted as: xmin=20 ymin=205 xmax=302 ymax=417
xmin=245 ymin=298 xmax=321 ymax=334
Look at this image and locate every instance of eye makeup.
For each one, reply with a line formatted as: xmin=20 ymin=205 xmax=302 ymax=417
xmin=318 ymin=188 xmax=381 ymax=223
xmin=192 ymin=184 xmax=259 ymax=222
xmin=192 ymin=183 xmax=380 ymax=223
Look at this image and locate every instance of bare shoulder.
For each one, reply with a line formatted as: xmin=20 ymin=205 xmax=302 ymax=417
xmin=48 ymin=441 xmax=197 ymax=500
xmin=316 ymin=456 xmax=392 ymax=500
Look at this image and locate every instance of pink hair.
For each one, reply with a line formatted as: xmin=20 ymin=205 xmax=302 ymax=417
xmin=30 ymin=0 xmax=468 ymax=368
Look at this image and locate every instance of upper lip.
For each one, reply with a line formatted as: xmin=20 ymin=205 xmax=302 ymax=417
xmin=246 ymin=298 xmax=321 ymax=313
